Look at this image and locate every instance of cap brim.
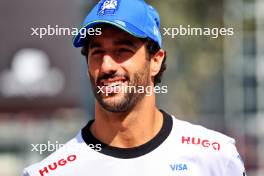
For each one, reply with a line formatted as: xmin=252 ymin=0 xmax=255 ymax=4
xmin=72 ymin=20 xmax=147 ymax=48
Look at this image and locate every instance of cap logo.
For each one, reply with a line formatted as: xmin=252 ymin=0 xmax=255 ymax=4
xmin=98 ymin=0 xmax=120 ymax=16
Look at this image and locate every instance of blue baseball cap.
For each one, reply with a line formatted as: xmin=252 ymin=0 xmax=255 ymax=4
xmin=73 ymin=0 xmax=162 ymax=48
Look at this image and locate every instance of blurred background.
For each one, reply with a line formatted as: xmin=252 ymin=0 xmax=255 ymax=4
xmin=0 ymin=0 xmax=262 ymax=175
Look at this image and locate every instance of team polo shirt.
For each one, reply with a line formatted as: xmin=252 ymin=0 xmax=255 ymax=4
xmin=22 ymin=110 xmax=247 ymax=176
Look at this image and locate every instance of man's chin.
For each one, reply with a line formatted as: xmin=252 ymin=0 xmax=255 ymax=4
xmin=101 ymin=94 xmax=126 ymax=106
xmin=97 ymin=94 xmax=132 ymax=113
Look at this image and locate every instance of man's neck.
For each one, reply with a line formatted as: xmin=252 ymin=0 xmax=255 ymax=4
xmin=90 ymin=96 xmax=163 ymax=148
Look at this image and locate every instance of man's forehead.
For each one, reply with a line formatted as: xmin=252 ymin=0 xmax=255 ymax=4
xmin=89 ymin=25 xmax=144 ymax=45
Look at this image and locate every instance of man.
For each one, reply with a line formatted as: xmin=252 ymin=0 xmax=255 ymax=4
xmin=23 ymin=0 xmax=247 ymax=175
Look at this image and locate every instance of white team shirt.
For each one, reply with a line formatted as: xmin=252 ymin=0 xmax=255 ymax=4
xmin=22 ymin=110 xmax=246 ymax=176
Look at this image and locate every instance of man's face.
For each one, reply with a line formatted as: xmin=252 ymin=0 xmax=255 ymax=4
xmin=87 ymin=26 xmax=151 ymax=112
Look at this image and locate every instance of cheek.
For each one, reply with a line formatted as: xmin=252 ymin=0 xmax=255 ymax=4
xmin=87 ymin=65 xmax=99 ymax=84
xmin=88 ymin=57 xmax=98 ymax=71
xmin=123 ymin=49 xmax=148 ymax=71
xmin=88 ymin=58 xmax=100 ymax=76
xmin=128 ymin=56 xmax=149 ymax=75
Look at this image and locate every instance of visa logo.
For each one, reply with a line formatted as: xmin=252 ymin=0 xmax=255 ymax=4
xmin=169 ymin=163 xmax=188 ymax=171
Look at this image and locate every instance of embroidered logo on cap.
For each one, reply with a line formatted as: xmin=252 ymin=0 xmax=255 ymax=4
xmin=98 ymin=0 xmax=120 ymax=16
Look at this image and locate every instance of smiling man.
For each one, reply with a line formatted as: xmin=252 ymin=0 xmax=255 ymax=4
xmin=22 ymin=0 xmax=246 ymax=176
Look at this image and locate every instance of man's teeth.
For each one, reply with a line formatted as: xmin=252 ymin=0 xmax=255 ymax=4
xmin=104 ymin=81 xmax=124 ymax=87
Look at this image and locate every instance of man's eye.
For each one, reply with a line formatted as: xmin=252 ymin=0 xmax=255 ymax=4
xmin=91 ymin=50 xmax=104 ymax=55
xmin=118 ymin=48 xmax=133 ymax=53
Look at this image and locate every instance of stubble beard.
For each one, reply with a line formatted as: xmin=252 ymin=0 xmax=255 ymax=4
xmin=89 ymin=63 xmax=150 ymax=113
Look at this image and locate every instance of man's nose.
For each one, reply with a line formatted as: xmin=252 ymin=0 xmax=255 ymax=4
xmin=100 ymin=54 xmax=119 ymax=74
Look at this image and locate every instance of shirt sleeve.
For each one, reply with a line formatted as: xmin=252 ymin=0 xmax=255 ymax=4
xmin=224 ymin=140 xmax=247 ymax=176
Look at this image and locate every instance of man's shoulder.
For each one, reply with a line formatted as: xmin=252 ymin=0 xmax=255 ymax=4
xmin=22 ymin=131 xmax=84 ymax=176
xmin=168 ymin=114 xmax=238 ymax=158
xmin=171 ymin=115 xmax=235 ymax=144
xmin=169 ymin=115 xmax=246 ymax=174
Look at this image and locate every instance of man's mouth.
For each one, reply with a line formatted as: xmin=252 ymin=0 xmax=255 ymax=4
xmin=98 ymin=77 xmax=128 ymax=95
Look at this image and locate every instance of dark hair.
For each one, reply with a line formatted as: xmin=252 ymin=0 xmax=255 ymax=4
xmin=81 ymin=38 xmax=166 ymax=85
xmin=144 ymin=38 xmax=167 ymax=85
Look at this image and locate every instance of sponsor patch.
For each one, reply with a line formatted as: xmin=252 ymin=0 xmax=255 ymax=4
xmin=98 ymin=0 xmax=120 ymax=16
xmin=38 ymin=154 xmax=77 ymax=176
xmin=181 ymin=136 xmax=221 ymax=151
xmin=169 ymin=163 xmax=188 ymax=171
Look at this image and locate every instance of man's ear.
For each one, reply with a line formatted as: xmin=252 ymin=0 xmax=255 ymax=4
xmin=150 ymin=49 xmax=165 ymax=77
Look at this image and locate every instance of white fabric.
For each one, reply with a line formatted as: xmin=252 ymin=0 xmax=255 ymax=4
xmin=22 ymin=116 xmax=246 ymax=176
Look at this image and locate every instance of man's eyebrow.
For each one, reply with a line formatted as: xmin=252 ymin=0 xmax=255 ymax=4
xmin=113 ymin=39 xmax=140 ymax=49
xmin=89 ymin=42 xmax=102 ymax=49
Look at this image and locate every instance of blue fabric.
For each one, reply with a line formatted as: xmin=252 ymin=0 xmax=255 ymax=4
xmin=72 ymin=0 xmax=162 ymax=47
